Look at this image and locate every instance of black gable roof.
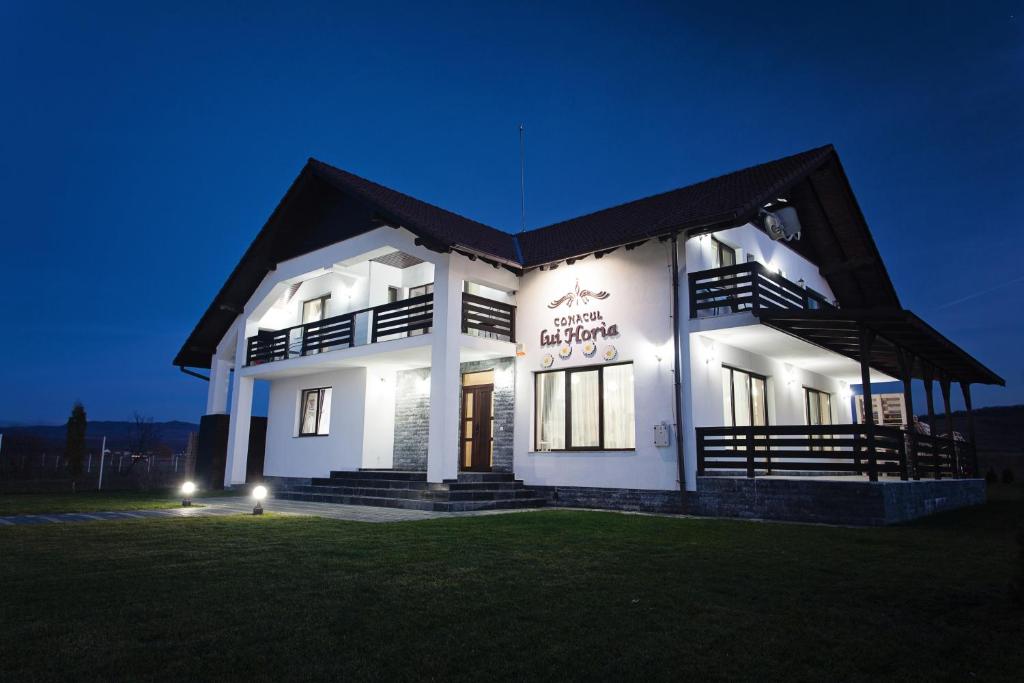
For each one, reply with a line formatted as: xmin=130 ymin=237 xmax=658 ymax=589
xmin=307 ymin=160 xmax=519 ymax=262
xmin=517 ymin=145 xmax=835 ymax=265
xmin=175 ymin=145 xmax=899 ymax=369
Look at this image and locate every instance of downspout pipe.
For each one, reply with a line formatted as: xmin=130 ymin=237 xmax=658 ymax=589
xmin=670 ymin=233 xmax=687 ymax=509
xmin=178 ymin=366 xmax=210 ymax=382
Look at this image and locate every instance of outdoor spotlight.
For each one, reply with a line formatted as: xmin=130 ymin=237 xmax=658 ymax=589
xmin=252 ymin=484 xmax=268 ymax=515
xmin=181 ymin=481 xmax=197 ymax=507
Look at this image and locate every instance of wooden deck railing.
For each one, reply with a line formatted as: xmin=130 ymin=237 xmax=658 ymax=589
xmin=461 ymin=292 xmax=516 ymax=342
xmin=246 ymin=291 xmax=516 ymax=366
xmin=689 ymin=262 xmax=835 ymax=318
xmin=697 ymin=424 xmax=974 ymax=481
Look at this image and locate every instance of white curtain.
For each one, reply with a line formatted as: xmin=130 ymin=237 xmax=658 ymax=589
xmin=570 ymin=371 xmax=600 ymax=448
xmin=317 ymin=388 xmax=332 ymax=435
xmin=603 ymin=364 xmax=635 ymax=448
xmin=301 ymin=390 xmax=319 ymax=434
xmin=536 ymin=372 xmax=565 ymax=450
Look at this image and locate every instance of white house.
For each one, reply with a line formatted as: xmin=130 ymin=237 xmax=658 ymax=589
xmin=176 ymin=145 xmax=1002 ymax=524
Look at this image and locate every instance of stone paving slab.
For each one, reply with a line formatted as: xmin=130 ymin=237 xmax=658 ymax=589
xmin=0 ymin=496 xmax=544 ymax=526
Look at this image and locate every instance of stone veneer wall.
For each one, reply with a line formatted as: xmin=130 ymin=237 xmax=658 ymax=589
xmin=393 ymin=367 xmax=431 ymax=470
xmin=691 ymin=477 xmax=986 ymax=525
xmin=391 ymin=358 xmax=516 ymax=472
xmin=531 ymin=485 xmax=683 ymax=514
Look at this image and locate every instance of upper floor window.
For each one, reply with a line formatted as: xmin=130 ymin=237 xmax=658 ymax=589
xmin=302 ymin=295 xmax=330 ymax=324
xmin=535 ymin=363 xmax=635 ymax=451
xmin=299 ymin=387 xmax=332 ymax=436
xmin=711 ymin=237 xmax=736 ymax=269
xmin=722 ymin=366 xmax=768 ymax=427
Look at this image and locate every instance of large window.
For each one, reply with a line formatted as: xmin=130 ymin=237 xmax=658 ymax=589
xmin=534 ymin=363 xmax=635 ymax=451
xmin=299 ymin=387 xmax=332 ymax=436
xmin=721 ymin=366 xmax=768 ymax=427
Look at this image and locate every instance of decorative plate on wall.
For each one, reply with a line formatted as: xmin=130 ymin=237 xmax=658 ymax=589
xmin=582 ymin=340 xmax=597 ymax=358
xmin=541 ymin=353 xmax=554 ymax=368
xmin=602 ymin=345 xmax=618 ymax=362
xmin=558 ymin=344 xmax=573 ymax=360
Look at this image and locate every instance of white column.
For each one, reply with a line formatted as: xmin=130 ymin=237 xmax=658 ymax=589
xmin=426 ymin=256 xmax=462 ymax=483
xmin=205 ymin=358 xmax=233 ymax=415
xmin=224 ymin=372 xmax=254 ymax=486
xmin=678 ymin=238 xmax=699 ymax=491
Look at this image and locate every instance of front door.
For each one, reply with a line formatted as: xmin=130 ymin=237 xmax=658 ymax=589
xmin=460 ymin=384 xmax=494 ymax=472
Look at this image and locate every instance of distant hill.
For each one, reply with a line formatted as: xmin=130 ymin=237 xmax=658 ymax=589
xmin=933 ymin=404 xmax=1024 ymax=455
xmin=0 ymin=420 xmax=199 ymax=454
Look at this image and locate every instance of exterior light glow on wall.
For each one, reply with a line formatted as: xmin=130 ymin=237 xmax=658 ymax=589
xmin=839 ymin=382 xmax=852 ymax=401
xmin=415 ymin=375 xmax=431 ymax=395
xmin=700 ymin=337 xmax=716 ymax=365
xmin=252 ymin=485 xmax=268 ymax=515
xmin=181 ymin=481 xmax=196 ymax=507
xmin=784 ymin=363 xmax=796 ymax=388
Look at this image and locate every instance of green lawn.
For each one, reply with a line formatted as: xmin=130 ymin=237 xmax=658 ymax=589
xmin=0 ymin=488 xmax=1021 ymax=682
xmin=0 ymin=488 xmax=245 ymax=515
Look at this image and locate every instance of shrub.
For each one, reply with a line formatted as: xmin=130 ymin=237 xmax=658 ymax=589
xmin=1002 ymin=469 xmax=1016 ymax=485
xmin=985 ymin=468 xmax=998 ymax=484
xmin=1013 ymin=525 xmax=1024 ymax=607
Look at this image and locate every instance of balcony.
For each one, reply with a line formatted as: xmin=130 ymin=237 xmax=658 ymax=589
xmin=246 ymin=293 xmax=515 ymax=366
xmin=689 ymin=262 xmax=835 ymax=318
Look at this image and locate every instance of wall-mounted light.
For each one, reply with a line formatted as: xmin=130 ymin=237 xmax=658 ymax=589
xmin=415 ymin=375 xmax=431 ymax=396
xmin=839 ymin=381 xmax=852 ymax=401
xmin=797 ymin=278 xmax=806 ymax=289
xmin=701 ymin=337 xmax=717 ymax=365
xmin=784 ymin=363 xmax=796 ymax=388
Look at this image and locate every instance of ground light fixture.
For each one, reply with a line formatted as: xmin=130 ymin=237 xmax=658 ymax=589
xmin=181 ymin=481 xmax=196 ymax=507
xmin=252 ymin=485 xmax=268 ymax=515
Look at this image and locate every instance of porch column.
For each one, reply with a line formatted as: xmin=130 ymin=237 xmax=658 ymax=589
xmin=960 ymin=382 xmax=979 ymax=476
xmin=922 ymin=364 xmax=940 ymax=479
xmin=426 ymin=256 xmax=462 ymax=483
xmin=939 ymin=376 xmax=958 ymax=477
xmin=205 ymin=358 xmax=232 ymax=415
xmin=224 ymin=372 xmax=254 ymax=487
xmin=895 ymin=348 xmax=914 ymax=481
xmin=858 ymin=326 xmax=878 ymax=482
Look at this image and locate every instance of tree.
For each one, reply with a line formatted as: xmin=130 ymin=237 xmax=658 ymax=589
xmin=128 ymin=413 xmax=160 ymax=462
xmin=65 ymin=402 xmax=87 ymax=493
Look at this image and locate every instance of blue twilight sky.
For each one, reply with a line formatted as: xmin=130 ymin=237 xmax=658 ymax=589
xmin=0 ymin=1 xmax=1021 ymax=424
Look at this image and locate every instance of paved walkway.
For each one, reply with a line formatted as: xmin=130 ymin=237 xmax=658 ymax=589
xmin=0 ymin=496 xmax=541 ymax=526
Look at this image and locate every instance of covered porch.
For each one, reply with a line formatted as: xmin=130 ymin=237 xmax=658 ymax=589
xmin=694 ymin=306 xmax=1002 ymax=484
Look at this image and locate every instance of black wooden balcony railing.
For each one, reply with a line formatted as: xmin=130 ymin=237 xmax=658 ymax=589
xmin=696 ymin=424 xmax=974 ymax=482
xmin=461 ymin=292 xmax=516 ymax=342
xmin=689 ymin=262 xmax=835 ymax=318
xmin=246 ymin=292 xmax=516 ymax=366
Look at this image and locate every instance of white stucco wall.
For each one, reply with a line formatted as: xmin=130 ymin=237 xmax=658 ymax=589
xmin=686 ymin=224 xmax=836 ymax=303
xmin=263 ymin=368 xmax=370 ymax=478
xmin=512 ymin=241 xmax=680 ymax=491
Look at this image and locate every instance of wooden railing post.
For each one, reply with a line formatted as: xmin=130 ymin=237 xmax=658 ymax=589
xmin=696 ymin=429 xmax=705 ymax=475
xmin=750 ymin=264 xmax=762 ymax=314
xmin=858 ymin=326 xmax=878 ymax=482
xmin=746 ymin=429 xmax=755 ymax=478
xmin=960 ymin=382 xmax=978 ymax=477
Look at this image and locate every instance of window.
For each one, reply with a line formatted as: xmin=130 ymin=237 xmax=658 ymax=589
xmin=534 ymin=363 xmax=635 ymax=451
xmin=722 ymin=366 xmax=768 ymax=427
xmin=298 ymin=387 xmax=332 ymax=436
xmin=711 ymin=237 xmax=736 ymax=269
xmin=387 ymin=286 xmax=400 ymax=303
xmin=302 ymin=295 xmax=330 ymax=324
xmin=804 ymin=387 xmax=832 ymax=426
xmin=407 ymin=283 xmax=433 ymax=336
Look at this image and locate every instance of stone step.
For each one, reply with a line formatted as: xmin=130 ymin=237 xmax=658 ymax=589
xmin=332 ymin=470 xmax=427 ymax=481
xmin=452 ymin=472 xmax=517 ymax=483
xmin=312 ymin=476 xmax=432 ymax=489
xmin=275 ymin=490 xmax=547 ymax=513
xmin=291 ymin=484 xmax=541 ymax=502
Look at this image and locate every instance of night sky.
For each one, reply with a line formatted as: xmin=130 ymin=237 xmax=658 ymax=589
xmin=1 ymin=2 xmax=1021 ymax=424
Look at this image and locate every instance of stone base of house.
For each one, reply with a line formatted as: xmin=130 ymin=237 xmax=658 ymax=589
xmin=531 ymin=485 xmax=683 ymax=514
xmin=691 ymin=476 xmax=986 ymax=526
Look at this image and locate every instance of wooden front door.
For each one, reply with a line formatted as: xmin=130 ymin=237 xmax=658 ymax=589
xmin=460 ymin=384 xmax=494 ymax=472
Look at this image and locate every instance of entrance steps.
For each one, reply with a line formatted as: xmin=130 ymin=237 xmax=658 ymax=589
xmin=274 ymin=469 xmax=547 ymax=512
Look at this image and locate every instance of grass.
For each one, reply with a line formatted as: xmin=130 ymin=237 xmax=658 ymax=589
xmin=0 ymin=488 xmax=245 ymax=515
xmin=0 ymin=487 xmax=1021 ymax=682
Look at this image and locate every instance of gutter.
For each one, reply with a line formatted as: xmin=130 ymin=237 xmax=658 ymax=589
xmin=178 ymin=366 xmax=210 ymax=382
xmin=669 ymin=233 xmax=688 ymax=508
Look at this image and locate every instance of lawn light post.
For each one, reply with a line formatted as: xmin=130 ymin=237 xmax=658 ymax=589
xmin=181 ymin=481 xmax=196 ymax=507
xmin=252 ymin=485 xmax=267 ymax=515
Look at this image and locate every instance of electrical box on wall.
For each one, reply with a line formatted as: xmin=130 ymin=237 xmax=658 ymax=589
xmin=652 ymin=423 xmax=670 ymax=448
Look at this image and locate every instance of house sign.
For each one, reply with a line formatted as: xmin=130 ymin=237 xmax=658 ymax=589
xmin=540 ymin=280 xmax=620 ymax=348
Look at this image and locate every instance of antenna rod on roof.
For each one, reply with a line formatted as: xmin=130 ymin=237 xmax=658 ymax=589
xmin=519 ymin=123 xmax=526 ymax=232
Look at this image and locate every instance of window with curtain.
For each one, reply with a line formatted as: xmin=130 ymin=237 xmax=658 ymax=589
xmin=804 ymin=387 xmax=832 ymax=425
xmin=534 ymin=363 xmax=635 ymax=450
xmin=298 ymin=387 xmax=332 ymax=436
xmin=721 ymin=366 xmax=768 ymax=427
